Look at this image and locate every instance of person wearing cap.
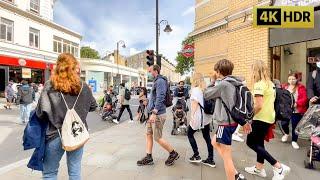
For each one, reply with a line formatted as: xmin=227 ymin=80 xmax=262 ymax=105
xmin=4 ymin=81 xmax=15 ymax=110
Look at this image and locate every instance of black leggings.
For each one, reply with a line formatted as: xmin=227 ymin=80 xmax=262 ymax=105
xmin=246 ymin=120 xmax=277 ymax=165
xmin=281 ymin=113 xmax=302 ymax=142
xmin=187 ymin=124 xmax=213 ymax=160
xmin=117 ymin=105 xmax=133 ymax=121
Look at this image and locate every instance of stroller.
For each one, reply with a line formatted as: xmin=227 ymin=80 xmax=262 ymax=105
xmin=101 ymin=94 xmax=118 ymax=122
xmin=137 ymin=99 xmax=149 ymax=124
xmin=171 ymin=97 xmax=188 ymax=135
xmin=295 ymin=105 xmax=320 ymax=169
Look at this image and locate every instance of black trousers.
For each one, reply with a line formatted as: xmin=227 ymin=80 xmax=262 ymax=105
xmin=246 ymin=120 xmax=277 ymax=165
xmin=281 ymin=113 xmax=302 ymax=142
xmin=117 ymin=105 xmax=133 ymax=122
xmin=187 ymin=124 xmax=214 ymax=160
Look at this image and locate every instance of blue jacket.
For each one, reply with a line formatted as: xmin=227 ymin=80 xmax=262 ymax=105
xmin=23 ymin=110 xmax=48 ymax=171
xmin=147 ymin=75 xmax=167 ymax=115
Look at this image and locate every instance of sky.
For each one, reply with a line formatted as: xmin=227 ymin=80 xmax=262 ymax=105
xmin=53 ymin=0 xmax=196 ymax=63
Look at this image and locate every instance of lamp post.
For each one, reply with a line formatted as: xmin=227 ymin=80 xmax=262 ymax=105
xmin=116 ymin=40 xmax=126 ymax=75
xmin=156 ymin=0 xmax=172 ymax=68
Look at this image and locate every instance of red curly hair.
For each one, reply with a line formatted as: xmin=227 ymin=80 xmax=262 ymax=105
xmin=51 ymin=53 xmax=81 ymax=95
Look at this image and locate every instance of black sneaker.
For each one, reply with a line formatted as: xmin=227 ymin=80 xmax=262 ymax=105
xmin=235 ymin=173 xmax=247 ymax=180
xmin=4 ymin=105 xmax=7 ymax=109
xmin=201 ymin=158 xmax=216 ymax=168
xmin=165 ymin=151 xmax=180 ymax=166
xmin=188 ymin=154 xmax=202 ymax=163
xmin=137 ymin=155 xmax=154 ymax=166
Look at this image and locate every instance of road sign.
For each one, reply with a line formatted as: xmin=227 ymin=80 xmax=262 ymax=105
xmin=182 ymin=44 xmax=194 ymax=58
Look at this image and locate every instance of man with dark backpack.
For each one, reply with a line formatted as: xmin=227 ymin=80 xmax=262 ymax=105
xmin=113 ymin=83 xmax=134 ymax=124
xmin=137 ymin=64 xmax=179 ymax=167
xmin=17 ymin=80 xmax=35 ymax=124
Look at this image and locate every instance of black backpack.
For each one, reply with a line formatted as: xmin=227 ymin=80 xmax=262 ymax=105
xmin=221 ymin=80 xmax=254 ymax=126
xmin=199 ymin=99 xmax=215 ymax=115
xmin=274 ymin=87 xmax=294 ymax=122
xmin=124 ymin=88 xmax=131 ymax=100
xmin=157 ymin=76 xmax=173 ymax=107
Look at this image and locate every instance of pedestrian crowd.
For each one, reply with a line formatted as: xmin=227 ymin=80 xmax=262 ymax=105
xmin=5 ymin=53 xmax=316 ymax=180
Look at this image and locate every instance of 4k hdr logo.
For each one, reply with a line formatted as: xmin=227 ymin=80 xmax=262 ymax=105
xmin=253 ymin=6 xmax=314 ymax=28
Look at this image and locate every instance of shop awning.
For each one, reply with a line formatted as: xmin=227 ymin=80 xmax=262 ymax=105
xmin=0 ymin=55 xmax=54 ymax=70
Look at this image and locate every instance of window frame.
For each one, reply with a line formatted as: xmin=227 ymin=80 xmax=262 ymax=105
xmin=0 ymin=17 xmax=14 ymax=43
xmin=30 ymin=0 xmax=40 ymax=14
xmin=29 ymin=27 xmax=40 ymax=48
xmin=53 ymin=36 xmax=79 ymax=57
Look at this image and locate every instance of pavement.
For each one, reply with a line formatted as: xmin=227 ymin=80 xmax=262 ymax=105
xmin=0 ymin=96 xmax=139 ymax=169
xmin=0 ymin=98 xmax=319 ymax=179
xmin=0 ymin=97 xmax=320 ymax=180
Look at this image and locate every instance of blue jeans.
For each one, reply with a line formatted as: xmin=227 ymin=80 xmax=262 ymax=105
xmin=43 ymin=137 xmax=84 ymax=180
xmin=20 ymin=103 xmax=32 ymax=122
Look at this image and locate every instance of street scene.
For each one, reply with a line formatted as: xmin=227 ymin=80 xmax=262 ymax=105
xmin=1 ymin=0 xmax=320 ymax=180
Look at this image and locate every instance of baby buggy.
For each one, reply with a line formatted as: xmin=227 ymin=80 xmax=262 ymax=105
xmin=295 ymin=105 xmax=320 ymax=169
xmin=101 ymin=95 xmax=118 ymax=122
xmin=171 ymin=97 xmax=188 ymax=135
xmin=137 ymin=99 xmax=149 ymax=124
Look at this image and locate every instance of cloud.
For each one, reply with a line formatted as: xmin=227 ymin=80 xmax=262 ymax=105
xmin=182 ymin=0 xmax=209 ymax=16
xmin=54 ymin=0 xmax=194 ymax=64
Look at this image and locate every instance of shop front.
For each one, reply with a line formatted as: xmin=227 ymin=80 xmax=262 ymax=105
xmin=270 ymin=8 xmax=320 ymax=85
xmin=0 ymin=55 xmax=54 ymax=93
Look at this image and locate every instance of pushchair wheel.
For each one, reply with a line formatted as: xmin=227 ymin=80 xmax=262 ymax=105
xmin=304 ymin=160 xmax=314 ymax=169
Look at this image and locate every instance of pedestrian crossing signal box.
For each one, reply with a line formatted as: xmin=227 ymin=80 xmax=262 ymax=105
xmin=253 ymin=6 xmax=314 ymax=28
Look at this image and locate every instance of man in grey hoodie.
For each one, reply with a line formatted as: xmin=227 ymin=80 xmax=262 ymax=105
xmin=204 ymin=59 xmax=251 ymax=180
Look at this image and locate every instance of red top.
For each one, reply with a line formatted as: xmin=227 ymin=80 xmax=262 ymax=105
xmin=282 ymin=83 xmax=308 ymax=114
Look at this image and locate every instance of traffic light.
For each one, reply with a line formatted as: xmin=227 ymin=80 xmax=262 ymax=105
xmin=146 ymin=50 xmax=154 ymax=66
xmin=156 ymin=55 xmax=161 ymax=68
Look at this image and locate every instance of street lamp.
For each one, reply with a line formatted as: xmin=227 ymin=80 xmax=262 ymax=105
xmin=116 ymin=40 xmax=126 ymax=74
xmin=156 ymin=0 xmax=172 ymax=68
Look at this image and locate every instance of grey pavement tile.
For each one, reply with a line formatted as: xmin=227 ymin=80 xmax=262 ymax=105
xmin=85 ymin=168 xmax=137 ymax=180
xmin=85 ymin=142 xmax=123 ymax=155
xmin=83 ymin=153 xmax=119 ymax=168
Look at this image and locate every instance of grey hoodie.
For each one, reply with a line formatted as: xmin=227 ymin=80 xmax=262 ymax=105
xmin=204 ymin=76 xmax=243 ymax=125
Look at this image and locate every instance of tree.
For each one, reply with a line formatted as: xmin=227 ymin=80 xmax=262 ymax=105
xmin=175 ymin=37 xmax=194 ymax=75
xmin=185 ymin=77 xmax=191 ymax=85
xmin=80 ymin=46 xmax=100 ymax=59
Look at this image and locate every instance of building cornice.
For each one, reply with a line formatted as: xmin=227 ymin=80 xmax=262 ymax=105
xmin=189 ymin=0 xmax=272 ymax=37
xmin=0 ymin=1 xmax=82 ymax=39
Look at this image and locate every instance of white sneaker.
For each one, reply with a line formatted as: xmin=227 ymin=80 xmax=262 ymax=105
xmin=237 ymin=132 xmax=243 ymax=137
xmin=129 ymin=120 xmax=134 ymax=123
xmin=112 ymin=119 xmax=120 ymax=124
xmin=281 ymin=134 xmax=289 ymax=142
xmin=232 ymin=134 xmax=245 ymax=142
xmin=272 ymin=164 xmax=290 ymax=180
xmin=245 ymin=165 xmax=267 ymax=178
xmin=291 ymin=142 xmax=300 ymax=149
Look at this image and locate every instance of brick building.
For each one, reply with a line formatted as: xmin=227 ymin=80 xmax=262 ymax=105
xmin=191 ymin=0 xmax=320 ymax=87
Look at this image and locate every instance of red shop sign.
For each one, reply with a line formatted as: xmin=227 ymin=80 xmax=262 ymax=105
xmin=0 ymin=55 xmax=53 ymax=69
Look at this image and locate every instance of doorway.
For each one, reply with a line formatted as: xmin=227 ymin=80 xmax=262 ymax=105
xmin=0 ymin=66 xmax=8 ymax=96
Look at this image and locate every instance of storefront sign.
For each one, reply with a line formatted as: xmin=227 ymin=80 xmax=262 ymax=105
xmin=18 ymin=59 xmax=26 ymax=66
xmin=253 ymin=6 xmax=314 ymax=28
xmin=88 ymin=79 xmax=97 ymax=93
xmin=22 ymin=68 xmax=31 ymax=78
xmin=182 ymin=44 xmax=194 ymax=58
xmin=273 ymin=0 xmax=320 ymax=6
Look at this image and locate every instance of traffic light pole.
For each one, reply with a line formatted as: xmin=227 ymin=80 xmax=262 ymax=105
xmin=155 ymin=0 xmax=160 ymax=68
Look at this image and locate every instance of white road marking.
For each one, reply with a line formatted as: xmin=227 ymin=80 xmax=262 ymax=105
xmin=0 ymin=158 xmax=28 ymax=175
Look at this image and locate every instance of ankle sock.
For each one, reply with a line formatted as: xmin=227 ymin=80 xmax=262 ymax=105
xmin=170 ymin=150 xmax=176 ymax=155
xmin=147 ymin=153 xmax=152 ymax=158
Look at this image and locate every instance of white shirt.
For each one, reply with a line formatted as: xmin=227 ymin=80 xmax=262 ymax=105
xmin=190 ymin=87 xmax=212 ymax=130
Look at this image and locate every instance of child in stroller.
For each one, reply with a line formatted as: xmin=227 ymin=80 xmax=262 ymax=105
xmin=136 ymin=87 xmax=148 ymax=124
xmin=295 ymin=105 xmax=320 ymax=169
xmin=101 ymin=88 xmax=118 ymax=122
xmin=171 ymin=97 xmax=188 ymax=135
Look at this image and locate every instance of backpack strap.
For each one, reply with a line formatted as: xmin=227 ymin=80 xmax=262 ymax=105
xmin=220 ymin=98 xmax=232 ymax=125
xmin=60 ymin=82 xmax=84 ymax=110
xmin=198 ymin=102 xmax=204 ymax=128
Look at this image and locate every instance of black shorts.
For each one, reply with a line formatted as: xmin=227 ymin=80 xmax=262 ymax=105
xmin=216 ymin=125 xmax=237 ymax=145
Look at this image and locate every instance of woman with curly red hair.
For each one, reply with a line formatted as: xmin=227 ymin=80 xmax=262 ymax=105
xmin=36 ymin=53 xmax=97 ymax=179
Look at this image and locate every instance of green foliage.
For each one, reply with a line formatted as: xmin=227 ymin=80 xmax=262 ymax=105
xmin=175 ymin=37 xmax=194 ymax=75
xmin=185 ymin=77 xmax=191 ymax=85
xmin=80 ymin=46 xmax=100 ymax=59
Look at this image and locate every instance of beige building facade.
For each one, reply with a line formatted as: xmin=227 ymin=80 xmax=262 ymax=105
xmin=191 ymin=0 xmax=271 ymax=86
xmin=191 ymin=0 xmax=320 ymax=87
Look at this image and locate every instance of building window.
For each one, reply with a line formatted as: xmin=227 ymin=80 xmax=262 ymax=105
xmin=29 ymin=27 xmax=39 ymax=48
xmin=53 ymin=36 xmax=79 ymax=57
xmin=0 ymin=18 xmax=13 ymax=42
xmin=30 ymin=0 xmax=40 ymax=13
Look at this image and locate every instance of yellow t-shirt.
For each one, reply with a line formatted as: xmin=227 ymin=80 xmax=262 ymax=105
xmin=253 ymin=80 xmax=276 ymax=124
